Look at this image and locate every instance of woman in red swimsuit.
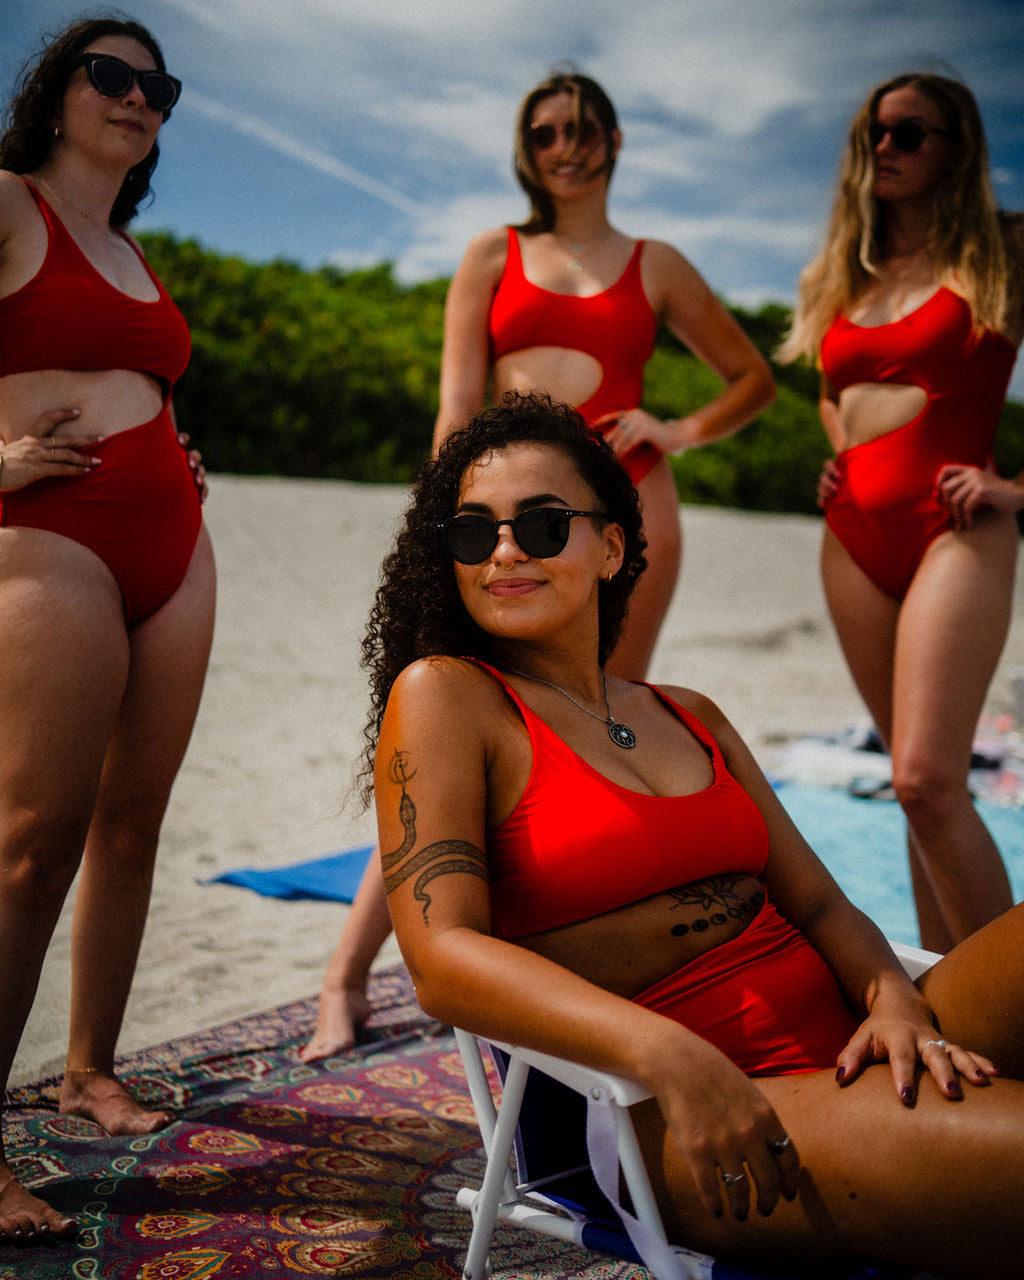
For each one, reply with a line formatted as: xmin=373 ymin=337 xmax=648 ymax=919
xmin=302 ymin=71 xmax=774 ymax=1061
xmin=781 ymin=73 xmax=1024 ymax=953
xmin=0 ymin=18 xmax=213 ymax=1241
xmin=370 ymin=392 xmax=1024 ymax=1278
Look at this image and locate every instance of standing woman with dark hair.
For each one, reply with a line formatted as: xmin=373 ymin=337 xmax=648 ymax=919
xmin=0 ymin=17 xmax=213 ymax=1240
xmin=437 ymin=70 xmax=774 ymax=680
xmin=301 ymin=72 xmax=774 ymax=1061
xmin=781 ymin=73 xmax=1024 ymax=953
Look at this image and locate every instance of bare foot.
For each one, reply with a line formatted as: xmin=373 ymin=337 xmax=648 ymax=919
xmin=298 ymin=985 xmax=371 ymax=1062
xmin=0 ymin=1169 xmax=76 ymax=1243
xmin=59 ymin=1071 xmax=172 ymax=1136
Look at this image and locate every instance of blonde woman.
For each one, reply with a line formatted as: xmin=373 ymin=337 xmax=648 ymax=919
xmin=781 ymin=72 xmax=1024 ymax=952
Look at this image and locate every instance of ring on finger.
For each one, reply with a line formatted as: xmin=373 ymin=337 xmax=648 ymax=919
xmin=922 ymin=1039 xmax=949 ymax=1055
xmin=767 ymin=1135 xmax=792 ymax=1156
xmin=721 ymin=1170 xmax=746 ymax=1188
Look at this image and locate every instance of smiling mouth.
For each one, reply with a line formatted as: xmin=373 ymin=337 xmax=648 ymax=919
xmin=487 ymin=578 xmax=542 ymax=596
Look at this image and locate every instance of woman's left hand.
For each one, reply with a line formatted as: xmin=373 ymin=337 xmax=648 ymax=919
xmin=935 ymin=463 xmax=1024 ymax=531
xmin=593 ymin=407 xmax=687 ymax=458
xmin=835 ymin=989 xmax=998 ymax=1105
xmin=178 ymin=432 xmax=208 ymax=503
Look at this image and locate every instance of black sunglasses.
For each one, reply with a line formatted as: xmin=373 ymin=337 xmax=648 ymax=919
xmin=868 ymin=119 xmax=949 ymax=154
xmin=70 ymin=53 xmax=181 ymax=114
xmin=528 ymin=118 xmax=600 ymax=151
xmin=439 ymin=507 xmax=608 ymax=564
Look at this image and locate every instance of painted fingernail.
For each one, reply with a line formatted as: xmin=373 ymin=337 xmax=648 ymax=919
xmin=946 ymin=1080 xmax=963 ymax=1099
xmin=901 ymin=1085 xmax=916 ymax=1107
xmin=835 ymin=1065 xmax=846 ymax=1083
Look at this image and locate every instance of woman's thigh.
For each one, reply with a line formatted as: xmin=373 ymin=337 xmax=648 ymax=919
xmin=820 ymin=527 xmax=900 ymax=743
xmin=917 ymin=900 xmax=1024 ymax=1076
xmin=93 ymin=526 xmax=216 ymax=832
xmin=0 ymin=528 xmax=129 ymax=824
xmin=889 ymin=515 xmax=1017 ymax=769
xmin=639 ymin=1063 xmax=1024 ymax=1272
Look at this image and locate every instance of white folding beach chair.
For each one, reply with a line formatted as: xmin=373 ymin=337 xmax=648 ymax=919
xmin=454 ymin=941 xmax=940 ymax=1280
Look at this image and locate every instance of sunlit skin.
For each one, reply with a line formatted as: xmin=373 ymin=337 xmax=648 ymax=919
xmin=814 ymin=80 xmax=1024 ymax=953
xmin=376 ymin=436 xmax=1024 ymax=1277
xmin=297 ymin=82 xmax=775 ymax=1061
xmin=0 ymin=28 xmax=213 ymax=1242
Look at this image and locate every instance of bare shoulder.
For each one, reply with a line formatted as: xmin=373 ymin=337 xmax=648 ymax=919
xmin=654 ymin=683 xmax=733 ymax=732
xmin=457 ymin=225 xmax=510 ymax=277
xmin=638 ymin=237 xmax=717 ymax=320
xmin=639 ymin=237 xmax=705 ymax=283
xmin=0 ymin=170 xmax=37 ymax=233
xmin=389 ymin=655 xmax=511 ymax=730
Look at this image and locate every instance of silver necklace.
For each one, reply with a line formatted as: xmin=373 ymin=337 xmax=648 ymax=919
xmin=503 ymin=664 xmax=637 ymax=749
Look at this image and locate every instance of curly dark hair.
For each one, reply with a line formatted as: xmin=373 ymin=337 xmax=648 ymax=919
xmin=0 ymin=15 xmax=175 ymax=227
xmin=358 ymin=392 xmax=647 ymax=800
xmin=513 ymin=70 xmax=619 ymax=234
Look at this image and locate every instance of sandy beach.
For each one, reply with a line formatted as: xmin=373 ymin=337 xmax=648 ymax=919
xmin=12 ymin=476 xmax=1024 ymax=1087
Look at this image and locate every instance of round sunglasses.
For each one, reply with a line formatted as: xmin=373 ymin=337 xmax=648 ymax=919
xmin=70 ymin=53 xmax=181 ymax=114
xmin=528 ymin=118 xmax=600 ymax=151
xmin=439 ymin=507 xmax=608 ymax=564
xmin=868 ymin=119 xmax=950 ymax=154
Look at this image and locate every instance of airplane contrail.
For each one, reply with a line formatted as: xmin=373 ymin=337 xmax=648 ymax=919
xmin=184 ymin=90 xmax=423 ymax=218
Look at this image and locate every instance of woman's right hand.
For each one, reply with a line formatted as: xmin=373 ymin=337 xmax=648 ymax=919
xmin=0 ymin=408 xmax=102 ymax=491
xmin=651 ymin=1036 xmax=800 ymax=1221
xmin=816 ymin=456 xmax=841 ymax=508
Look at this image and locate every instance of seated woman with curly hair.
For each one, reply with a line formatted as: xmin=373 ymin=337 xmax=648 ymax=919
xmin=363 ymin=391 xmax=1024 ymax=1278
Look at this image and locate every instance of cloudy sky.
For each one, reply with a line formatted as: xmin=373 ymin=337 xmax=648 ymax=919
xmin=5 ymin=1 xmax=1023 ymax=389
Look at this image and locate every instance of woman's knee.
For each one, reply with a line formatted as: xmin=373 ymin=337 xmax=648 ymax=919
xmin=0 ymin=802 xmax=91 ymax=896
xmin=891 ymin=754 xmax=969 ymax=834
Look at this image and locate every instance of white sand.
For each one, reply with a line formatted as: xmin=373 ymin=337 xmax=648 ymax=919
xmin=12 ymin=477 xmax=1024 ymax=1086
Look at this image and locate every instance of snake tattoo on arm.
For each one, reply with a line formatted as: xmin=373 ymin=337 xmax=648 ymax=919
xmin=380 ymin=749 xmax=488 ymax=924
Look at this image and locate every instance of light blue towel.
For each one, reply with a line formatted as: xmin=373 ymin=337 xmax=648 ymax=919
xmin=775 ymin=783 xmax=1024 ymax=947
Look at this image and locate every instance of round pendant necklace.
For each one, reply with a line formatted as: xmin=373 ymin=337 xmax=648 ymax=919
xmin=502 ymin=664 xmax=637 ymax=749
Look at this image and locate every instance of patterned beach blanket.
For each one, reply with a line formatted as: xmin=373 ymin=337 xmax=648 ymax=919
xmin=1 ymin=966 xmax=645 ymax=1280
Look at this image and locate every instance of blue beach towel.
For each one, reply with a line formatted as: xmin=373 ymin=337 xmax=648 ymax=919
xmin=775 ymin=782 xmax=1024 ymax=947
xmin=205 ymin=844 xmax=374 ymax=902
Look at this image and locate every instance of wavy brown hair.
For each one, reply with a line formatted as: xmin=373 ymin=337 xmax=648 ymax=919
xmin=358 ymin=392 xmax=647 ymax=800
xmin=513 ymin=71 xmax=619 ymax=235
xmin=781 ymin=72 xmax=1022 ymax=363
xmin=0 ymin=15 xmax=175 ymax=227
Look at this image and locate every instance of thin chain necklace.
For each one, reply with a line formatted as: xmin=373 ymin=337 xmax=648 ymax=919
xmin=502 ymin=664 xmax=637 ymax=749
xmin=552 ymin=228 xmax=610 ymax=274
xmin=35 ymin=176 xmax=104 ymax=225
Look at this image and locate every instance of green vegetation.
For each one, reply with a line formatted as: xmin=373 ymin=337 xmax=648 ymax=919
xmin=140 ymin=232 xmax=1024 ymax=515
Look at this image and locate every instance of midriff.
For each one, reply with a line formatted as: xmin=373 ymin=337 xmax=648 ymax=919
xmin=0 ymin=368 xmax=165 ymax=442
xmin=514 ymin=872 xmax=766 ymax=998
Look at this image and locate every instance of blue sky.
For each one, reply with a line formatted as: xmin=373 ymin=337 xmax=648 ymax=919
xmin=5 ymin=0 xmax=1024 ymax=393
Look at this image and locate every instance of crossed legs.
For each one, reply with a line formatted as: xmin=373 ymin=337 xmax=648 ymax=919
xmin=820 ymin=515 xmax=1017 ymax=950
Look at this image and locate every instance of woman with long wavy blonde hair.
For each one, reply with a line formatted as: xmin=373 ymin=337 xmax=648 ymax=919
xmin=782 ymin=72 xmax=1024 ymax=954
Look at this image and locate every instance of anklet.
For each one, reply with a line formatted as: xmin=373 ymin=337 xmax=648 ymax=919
xmin=64 ymin=1065 xmax=103 ymax=1074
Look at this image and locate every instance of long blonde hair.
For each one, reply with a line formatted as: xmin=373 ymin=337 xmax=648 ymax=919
xmin=780 ymin=72 xmax=1019 ymax=364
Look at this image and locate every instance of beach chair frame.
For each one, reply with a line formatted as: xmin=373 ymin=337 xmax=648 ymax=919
xmin=454 ymin=940 xmax=940 ymax=1280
